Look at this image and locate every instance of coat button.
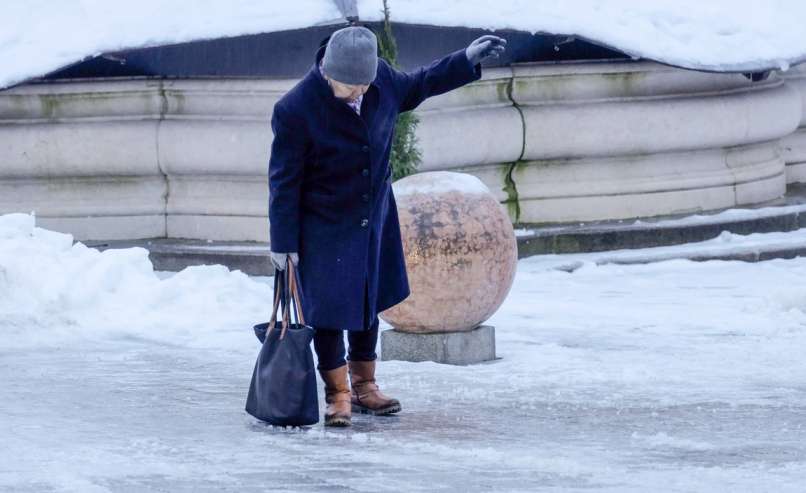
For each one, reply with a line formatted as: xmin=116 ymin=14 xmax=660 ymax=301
xmin=362 ymin=168 xmax=369 ymax=176
xmin=362 ymin=145 xmax=369 ymax=152
xmin=360 ymin=218 xmax=369 ymax=227
xmin=362 ymin=193 xmax=369 ymax=202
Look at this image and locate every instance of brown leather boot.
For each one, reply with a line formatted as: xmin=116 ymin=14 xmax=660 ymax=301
xmin=319 ymin=365 xmax=352 ymax=427
xmin=348 ymin=360 xmax=402 ymax=415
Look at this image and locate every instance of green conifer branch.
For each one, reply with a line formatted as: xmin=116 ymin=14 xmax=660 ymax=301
xmin=376 ymin=0 xmax=421 ymax=181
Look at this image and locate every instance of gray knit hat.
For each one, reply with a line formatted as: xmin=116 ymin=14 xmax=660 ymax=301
xmin=321 ymin=26 xmax=378 ymax=85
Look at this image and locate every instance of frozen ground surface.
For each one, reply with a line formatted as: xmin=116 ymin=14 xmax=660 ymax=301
xmin=2 ymin=213 xmax=806 ymax=491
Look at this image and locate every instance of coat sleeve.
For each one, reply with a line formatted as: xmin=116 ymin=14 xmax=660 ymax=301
xmin=389 ymin=48 xmax=483 ymax=113
xmin=268 ymin=102 xmax=310 ymax=253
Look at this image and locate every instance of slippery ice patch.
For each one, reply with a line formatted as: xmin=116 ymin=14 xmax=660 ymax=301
xmin=1 ymin=0 xmax=805 ymax=89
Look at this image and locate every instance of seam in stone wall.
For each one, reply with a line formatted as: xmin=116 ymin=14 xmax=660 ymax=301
xmin=155 ymin=80 xmax=170 ymax=237
xmin=502 ymin=71 xmax=525 ymax=223
xmin=504 ymin=73 xmax=526 ymax=162
xmin=502 ymin=161 xmax=522 ymax=223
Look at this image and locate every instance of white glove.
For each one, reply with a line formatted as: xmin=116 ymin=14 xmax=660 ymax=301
xmin=270 ymin=252 xmax=299 ymax=271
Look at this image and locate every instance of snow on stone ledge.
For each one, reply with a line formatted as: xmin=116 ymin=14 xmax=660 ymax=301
xmin=1 ymin=1 xmax=805 ymax=90
xmin=0 ymin=0 xmax=340 ymax=90
xmin=360 ymin=0 xmax=806 ymax=72
xmin=392 ymin=171 xmax=492 ymax=197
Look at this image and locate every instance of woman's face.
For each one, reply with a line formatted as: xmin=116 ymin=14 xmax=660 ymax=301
xmin=326 ymin=76 xmax=369 ymax=103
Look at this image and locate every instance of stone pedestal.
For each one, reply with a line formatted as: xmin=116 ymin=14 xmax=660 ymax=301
xmin=380 ymin=325 xmax=496 ymax=366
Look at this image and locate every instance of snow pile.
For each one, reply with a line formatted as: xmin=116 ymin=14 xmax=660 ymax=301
xmin=0 ymin=0 xmax=340 ymax=90
xmin=2 ymin=0 xmax=806 ymax=90
xmin=360 ymin=0 xmax=806 ymax=71
xmin=0 ymin=213 xmax=269 ymax=348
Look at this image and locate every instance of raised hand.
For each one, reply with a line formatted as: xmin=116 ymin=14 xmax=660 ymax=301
xmin=465 ymin=35 xmax=507 ymax=66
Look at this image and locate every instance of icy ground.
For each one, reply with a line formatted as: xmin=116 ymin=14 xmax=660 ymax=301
xmin=2 ymin=213 xmax=806 ymax=491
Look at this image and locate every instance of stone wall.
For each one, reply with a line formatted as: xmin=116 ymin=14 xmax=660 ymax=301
xmin=780 ymin=64 xmax=806 ymax=184
xmin=417 ymin=62 xmax=802 ymax=223
xmin=0 ymin=78 xmax=292 ymax=240
xmin=0 ymin=60 xmax=803 ymax=241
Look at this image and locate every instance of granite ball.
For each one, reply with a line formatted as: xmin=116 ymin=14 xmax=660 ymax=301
xmin=380 ymin=171 xmax=518 ymax=333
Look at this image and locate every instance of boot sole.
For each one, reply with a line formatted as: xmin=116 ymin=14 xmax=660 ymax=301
xmin=324 ymin=417 xmax=351 ymax=427
xmin=351 ymin=403 xmax=402 ymax=416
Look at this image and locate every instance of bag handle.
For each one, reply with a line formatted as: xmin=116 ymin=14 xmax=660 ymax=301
xmin=267 ymin=262 xmax=291 ymax=339
xmin=267 ymin=255 xmax=306 ymax=341
xmin=268 ymin=268 xmax=282 ymax=328
xmin=279 ymin=261 xmax=292 ymax=339
xmin=286 ymin=259 xmax=307 ymax=327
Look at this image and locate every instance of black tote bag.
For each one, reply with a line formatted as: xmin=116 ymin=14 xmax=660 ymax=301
xmin=245 ymin=259 xmax=319 ymax=426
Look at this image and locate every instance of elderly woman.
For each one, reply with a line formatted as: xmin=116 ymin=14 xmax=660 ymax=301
xmin=268 ymin=25 xmax=505 ymax=427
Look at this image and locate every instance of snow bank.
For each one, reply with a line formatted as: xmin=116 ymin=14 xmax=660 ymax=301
xmin=2 ymin=0 xmax=805 ymax=90
xmin=0 ymin=213 xmax=270 ymax=349
xmin=360 ymin=0 xmax=806 ymax=71
xmin=0 ymin=0 xmax=340 ymax=90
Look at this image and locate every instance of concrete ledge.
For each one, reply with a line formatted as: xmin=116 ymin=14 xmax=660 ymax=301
xmin=782 ymin=65 xmax=806 ymax=184
xmin=88 ymin=185 xmax=806 ymax=273
xmin=602 ymin=245 xmax=806 ymax=266
xmin=88 ymin=238 xmax=273 ymax=275
xmin=380 ymin=325 xmax=496 ymax=366
xmin=517 ymin=184 xmax=806 ymax=256
xmin=518 ymin=212 xmax=804 ymax=257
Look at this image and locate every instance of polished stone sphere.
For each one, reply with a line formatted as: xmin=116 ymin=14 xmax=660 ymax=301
xmin=380 ymin=171 xmax=518 ymax=333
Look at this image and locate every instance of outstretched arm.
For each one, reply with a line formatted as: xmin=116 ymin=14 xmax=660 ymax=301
xmin=390 ymin=35 xmax=507 ymax=113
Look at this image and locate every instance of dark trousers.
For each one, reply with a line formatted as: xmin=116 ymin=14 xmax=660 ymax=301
xmin=313 ymin=282 xmax=379 ymax=371
xmin=313 ymin=315 xmax=379 ymax=371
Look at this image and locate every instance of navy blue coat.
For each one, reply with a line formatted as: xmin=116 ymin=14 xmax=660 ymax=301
xmin=268 ymin=43 xmax=482 ymax=331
